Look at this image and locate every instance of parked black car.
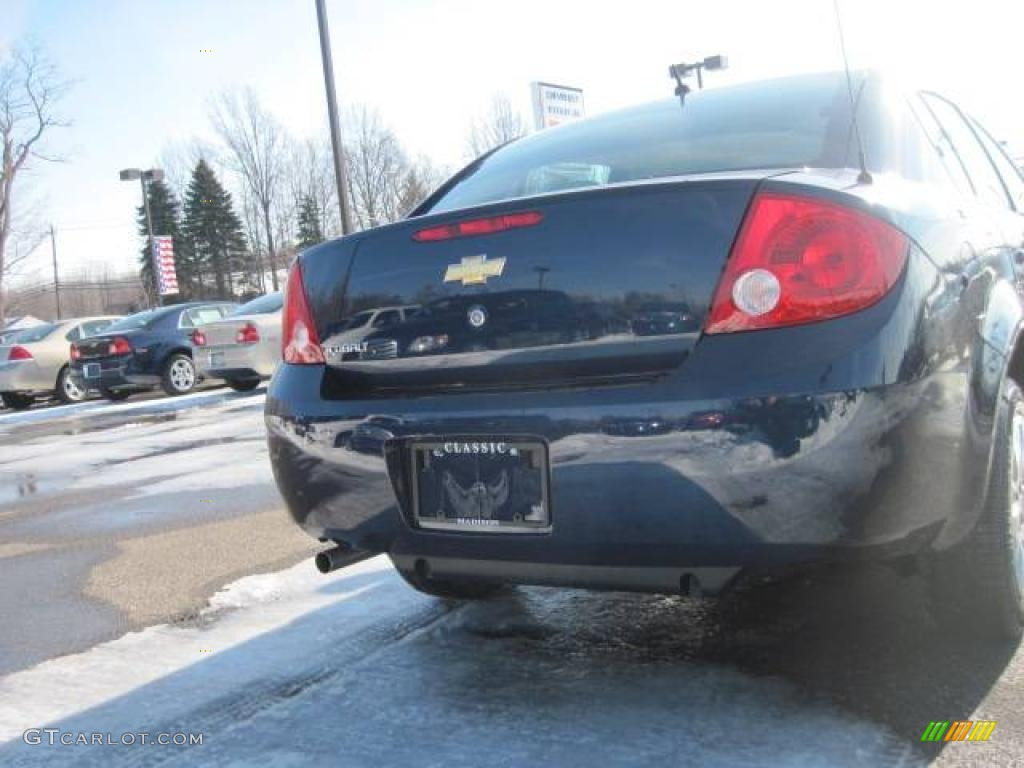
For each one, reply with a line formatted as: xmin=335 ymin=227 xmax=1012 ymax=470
xmin=70 ymin=302 xmax=236 ymax=400
xmin=267 ymin=71 xmax=1024 ymax=638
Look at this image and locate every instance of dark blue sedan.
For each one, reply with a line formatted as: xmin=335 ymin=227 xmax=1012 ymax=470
xmin=266 ymin=71 xmax=1024 ymax=639
xmin=70 ymin=301 xmax=236 ymax=400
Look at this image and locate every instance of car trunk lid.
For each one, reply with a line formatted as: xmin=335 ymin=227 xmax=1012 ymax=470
xmin=304 ymin=176 xmax=769 ymax=396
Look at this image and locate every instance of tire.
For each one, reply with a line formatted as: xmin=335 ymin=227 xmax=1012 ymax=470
xmin=396 ymin=564 xmax=504 ymax=601
xmin=0 ymin=392 xmax=34 ymax=410
xmin=928 ymin=378 xmax=1024 ymax=640
xmin=161 ymin=353 xmax=197 ymax=396
xmin=226 ymin=378 xmax=260 ymax=392
xmin=100 ymin=388 xmax=132 ymax=402
xmin=55 ymin=366 xmax=87 ymax=404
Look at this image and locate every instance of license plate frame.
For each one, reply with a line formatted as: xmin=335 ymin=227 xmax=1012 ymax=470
xmin=410 ymin=438 xmax=551 ymax=534
xmin=208 ymin=351 xmax=225 ymax=368
xmin=83 ymin=363 xmax=100 ymax=379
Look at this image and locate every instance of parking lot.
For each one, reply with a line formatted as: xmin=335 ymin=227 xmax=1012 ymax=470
xmin=0 ymin=390 xmax=1018 ymax=766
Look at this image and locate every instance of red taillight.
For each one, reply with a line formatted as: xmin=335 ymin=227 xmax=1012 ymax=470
xmin=236 ymin=323 xmax=260 ymax=345
xmin=70 ymin=343 xmax=81 ymax=362
xmin=705 ymin=192 xmax=909 ymax=334
xmin=191 ymin=330 xmax=207 ymax=347
xmin=8 ymin=345 xmax=32 ymax=361
xmin=108 ymin=337 xmax=132 ymax=356
xmin=412 ymin=211 xmax=543 ymax=242
xmin=282 ymin=261 xmax=324 ymax=364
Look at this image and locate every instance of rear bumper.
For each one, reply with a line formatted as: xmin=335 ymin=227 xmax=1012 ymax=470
xmin=70 ymin=359 xmax=158 ymax=391
xmin=269 ymin=373 xmax=942 ymax=567
xmin=195 ymin=344 xmax=275 ymax=380
xmin=0 ymin=361 xmax=52 ymax=393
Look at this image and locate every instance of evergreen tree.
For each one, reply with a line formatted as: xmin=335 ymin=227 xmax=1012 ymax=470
xmin=181 ymin=159 xmax=247 ymax=298
xmin=136 ymin=179 xmax=184 ymax=302
xmin=296 ymin=194 xmax=324 ymax=249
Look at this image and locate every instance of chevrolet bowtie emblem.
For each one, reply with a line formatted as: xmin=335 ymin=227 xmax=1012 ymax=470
xmin=444 ymin=255 xmax=506 ymax=286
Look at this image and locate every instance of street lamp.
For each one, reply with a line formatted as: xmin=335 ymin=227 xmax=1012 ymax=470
xmin=668 ymin=54 xmax=728 ymax=105
xmin=120 ymin=168 xmax=164 ymax=305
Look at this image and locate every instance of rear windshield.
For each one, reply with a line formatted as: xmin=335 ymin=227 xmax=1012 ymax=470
xmin=426 ymin=72 xmax=852 ymax=214
xmin=230 ymin=293 xmax=283 ymax=316
xmin=10 ymin=324 xmax=57 ymax=343
xmin=104 ymin=309 xmax=162 ymax=332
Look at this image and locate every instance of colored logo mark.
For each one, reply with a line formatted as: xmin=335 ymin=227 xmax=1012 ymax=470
xmin=443 ymin=254 xmax=506 ymax=286
xmin=920 ymin=721 xmax=996 ymax=742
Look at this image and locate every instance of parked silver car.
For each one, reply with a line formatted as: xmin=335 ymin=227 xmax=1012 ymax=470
xmin=0 ymin=316 xmax=121 ymax=409
xmin=192 ymin=293 xmax=282 ymax=391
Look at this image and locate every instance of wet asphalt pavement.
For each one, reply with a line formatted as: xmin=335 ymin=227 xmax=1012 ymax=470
xmin=0 ymin=391 xmax=1021 ymax=765
xmin=0 ymin=388 xmax=318 ymax=676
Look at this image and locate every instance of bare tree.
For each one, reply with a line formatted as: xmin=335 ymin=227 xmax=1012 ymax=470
xmin=159 ymin=138 xmax=219 ymax=202
xmin=398 ymin=155 xmax=445 ymax=216
xmin=466 ymin=93 xmax=525 ymax=158
xmin=345 ymin=107 xmax=409 ymax=230
xmin=0 ymin=45 xmax=70 ymax=324
xmin=211 ymin=88 xmax=288 ymax=291
xmin=239 ymin=184 xmax=267 ymax=294
xmin=287 ymin=137 xmax=340 ymax=240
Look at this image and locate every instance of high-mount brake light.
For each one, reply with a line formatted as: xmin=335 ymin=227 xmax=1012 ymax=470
xmin=705 ymin=191 xmax=909 ymax=334
xmin=412 ymin=211 xmax=543 ymax=242
xmin=282 ymin=261 xmax=325 ymax=364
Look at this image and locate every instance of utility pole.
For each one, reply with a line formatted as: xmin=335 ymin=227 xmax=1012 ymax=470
xmin=315 ymin=0 xmax=355 ymax=235
xmin=50 ymin=224 xmax=62 ymax=320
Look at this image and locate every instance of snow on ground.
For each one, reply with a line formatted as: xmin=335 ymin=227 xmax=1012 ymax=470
xmin=0 ymin=557 xmax=920 ymax=768
xmin=0 ymin=391 xmax=269 ymax=506
xmin=0 ymin=386 xmax=254 ymax=429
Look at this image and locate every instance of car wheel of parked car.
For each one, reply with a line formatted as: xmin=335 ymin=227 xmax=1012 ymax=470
xmin=226 ymin=378 xmax=260 ymax=392
xmin=0 ymin=392 xmax=35 ymax=410
xmin=100 ymin=388 xmax=132 ymax=402
xmin=396 ymin=565 xmax=504 ymax=600
xmin=928 ymin=379 xmax=1024 ymax=640
xmin=56 ymin=366 xmax=86 ymax=404
xmin=161 ymin=354 xmax=196 ymax=396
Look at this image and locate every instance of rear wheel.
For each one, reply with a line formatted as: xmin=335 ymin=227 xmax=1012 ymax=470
xmin=396 ymin=564 xmax=504 ymax=600
xmin=928 ymin=379 xmax=1024 ymax=640
xmin=1 ymin=392 xmax=34 ymax=410
xmin=161 ymin=353 xmax=196 ymax=396
xmin=226 ymin=378 xmax=260 ymax=392
xmin=56 ymin=366 xmax=86 ymax=404
xmin=100 ymin=388 xmax=132 ymax=402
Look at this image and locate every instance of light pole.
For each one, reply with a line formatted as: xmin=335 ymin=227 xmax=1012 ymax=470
xmin=120 ymin=168 xmax=164 ymax=305
xmin=314 ymin=0 xmax=354 ymax=235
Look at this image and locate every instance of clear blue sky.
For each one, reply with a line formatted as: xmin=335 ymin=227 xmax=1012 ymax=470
xmin=4 ymin=0 xmax=1023 ymax=283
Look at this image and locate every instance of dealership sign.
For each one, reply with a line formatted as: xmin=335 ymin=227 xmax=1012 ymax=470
xmin=151 ymin=236 xmax=179 ymax=296
xmin=530 ymin=82 xmax=585 ymax=130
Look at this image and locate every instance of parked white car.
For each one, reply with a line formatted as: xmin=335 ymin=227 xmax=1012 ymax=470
xmin=0 ymin=316 xmax=121 ymax=408
xmin=192 ymin=293 xmax=282 ymax=391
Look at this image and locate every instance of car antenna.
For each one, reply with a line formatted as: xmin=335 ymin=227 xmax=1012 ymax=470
xmin=833 ymin=0 xmax=872 ymax=184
